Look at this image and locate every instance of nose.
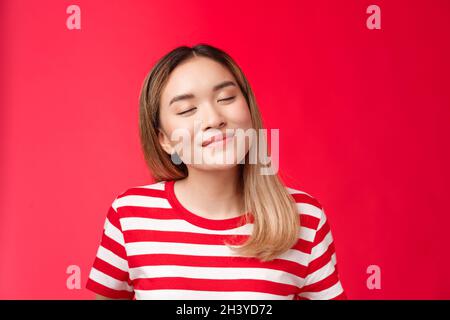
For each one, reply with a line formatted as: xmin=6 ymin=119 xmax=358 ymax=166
xmin=200 ymin=102 xmax=226 ymax=131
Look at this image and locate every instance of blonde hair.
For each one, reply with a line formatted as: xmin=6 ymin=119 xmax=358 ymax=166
xmin=139 ymin=44 xmax=300 ymax=262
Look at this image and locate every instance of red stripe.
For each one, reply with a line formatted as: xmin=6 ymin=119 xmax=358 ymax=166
xmin=120 ymin=207 xmax=178 ymax=220
xmin=124 ymin=229 xmax=315 ymax=255
xmin=291 ymin=193 xmax=323 ymax=210
xmin=292 ymin=238 xmax=314 ymax=254
xmin=301 ymin=269 xmax=340 ymax=292
xmin=299 ymin=214 xmax=320 ymax=229
xmin=314 ymin=220 xmax=331 ymax=245
xmin=308 ymin=241 xmax=335 ymax=274
xmin=133 ymin=277 xmax=298 ymax=296
xmin=105 ymin=207 xmax=122 ymax=230
xmin=100 ymin=232 xmax=127 ymax=260
xmin=118 ymin=207 xmax=319 ymax=231
xmin=117 ymin=187 xmax=166 ymax=199
xmin=86 ymin=278 xmax=134 ymax=299
xmin=124 ymin=229 xmax=249 ymax=246
xmin=127 ymin=254 xmax=309 ymax=278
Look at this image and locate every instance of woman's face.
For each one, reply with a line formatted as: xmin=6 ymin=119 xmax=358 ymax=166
xmin=158 ymin=56 xmax=254 ymax=171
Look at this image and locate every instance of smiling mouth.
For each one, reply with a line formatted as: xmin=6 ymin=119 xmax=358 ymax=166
xmin=202 ymin=133 xmax=235 ymax=147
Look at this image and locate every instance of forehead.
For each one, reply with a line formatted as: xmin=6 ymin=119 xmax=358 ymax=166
xmin=161 ymin=57 xmax=235 ymax=105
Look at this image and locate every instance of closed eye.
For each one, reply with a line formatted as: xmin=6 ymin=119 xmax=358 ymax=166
xmin=218 ymin=96 xmax=235 ymax=102
xmin=176 ymin=96 xmax=235 ymax=115
xmin=177 ymin=107 xmax=196 ymax=115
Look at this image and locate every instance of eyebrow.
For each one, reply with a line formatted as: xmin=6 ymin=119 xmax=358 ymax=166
xmin=168 ymin=80 xmax=237 ymax=107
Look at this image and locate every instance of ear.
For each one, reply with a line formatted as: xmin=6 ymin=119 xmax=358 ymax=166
xmin=158 ymin=128 xmax=174 ymax=155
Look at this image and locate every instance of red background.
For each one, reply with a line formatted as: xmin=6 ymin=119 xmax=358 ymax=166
xmin=1 ymin=0 xmax=449 ymax=299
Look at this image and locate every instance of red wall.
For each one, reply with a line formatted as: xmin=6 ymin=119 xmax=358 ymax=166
xmin=1 ymin=0 xmax=449 ymax=299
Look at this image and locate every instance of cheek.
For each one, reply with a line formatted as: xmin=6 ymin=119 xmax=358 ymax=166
xmin=160 ymin=115 xmax=195 ymax=146
xmin=227 ymin=101 xmax=253 ymax=128
xmin=170 ymin=124 xmax=196 ymax=146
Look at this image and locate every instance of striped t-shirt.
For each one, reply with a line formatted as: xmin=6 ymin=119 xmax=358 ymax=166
xmin=86 ymin=180 xmax=347 ymax=300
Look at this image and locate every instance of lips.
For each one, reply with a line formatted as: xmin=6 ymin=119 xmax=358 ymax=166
xmin=202 ymin=132 xmax=235 ymax=147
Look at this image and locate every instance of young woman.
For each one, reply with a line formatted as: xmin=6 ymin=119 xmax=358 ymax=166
xmin=86 ymin=44 xmax=347 ymax=300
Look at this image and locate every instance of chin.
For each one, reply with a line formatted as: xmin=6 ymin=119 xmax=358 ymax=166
xmin=179 ymin=146 xmax=250 ymax=170
xmin=189 ymin=160 xmax=240 ymax=172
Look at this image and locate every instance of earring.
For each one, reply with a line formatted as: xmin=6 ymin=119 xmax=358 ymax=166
xmin=170 ymin=151 xmax=183 ymax=165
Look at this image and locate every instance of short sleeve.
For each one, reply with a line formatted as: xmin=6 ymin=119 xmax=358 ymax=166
xmin=298 ymin=207 xmax=347 ymax=300
xmin=85 ymin=199 xmax=134 ymax=299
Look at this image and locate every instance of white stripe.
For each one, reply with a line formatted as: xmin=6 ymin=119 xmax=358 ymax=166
xmin=129 ymin=265 xmax=304 ymax=286
xmin=331 ymin=252 xmax=337 ymax=265
xmin=114 ymin=195 xmax=171 ymax=209
xmin=310 ymin=231 xmax=334 ymax=261
xmin=121 ymin=217 xmax=315 ymax=242
xmin=121 ymin=217 xmax=253 ymax=234
xmin=138 ymin=182 xmax=166 ymax=190
xmin=125 ymin=241 xmax=310 ymax=266
xmin=104 ymin=217 xmax=125 ymax=246
xmin=111 ymin=201 xmax=119 ymax=212
xmin=299 ymin=226 xmax=316 ymax=242
xmin=97 ymin=245 xmax=129 ymax=272
xmin=134 ymin=289 xmax=295 ymax=300
xmin=286 ymin=187 xmax=311 ymax=196
xmin=304 ymin=253 xmax=337 ymax=284
xmin=89 ymin=267 xmax=133 ymax=292
xmin=277 ymin=246 xmax=310 ymax=266
xmin=296 ymin=203 xmax=322 ymax=219
xmin=317 ymin=209 xmax=327 ymax=230
xmin=298 ymin=279 xmax=344 ymax=300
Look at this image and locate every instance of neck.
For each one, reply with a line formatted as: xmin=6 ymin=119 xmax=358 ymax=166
xmin=176 ymin=165 xmax=245 ymax=218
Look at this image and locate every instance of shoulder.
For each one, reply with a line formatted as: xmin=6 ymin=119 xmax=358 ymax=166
xmin=284 ymin=185 xmax=327 ymax=231
xmin=110 ymin=180 xmax=170 ymax=213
